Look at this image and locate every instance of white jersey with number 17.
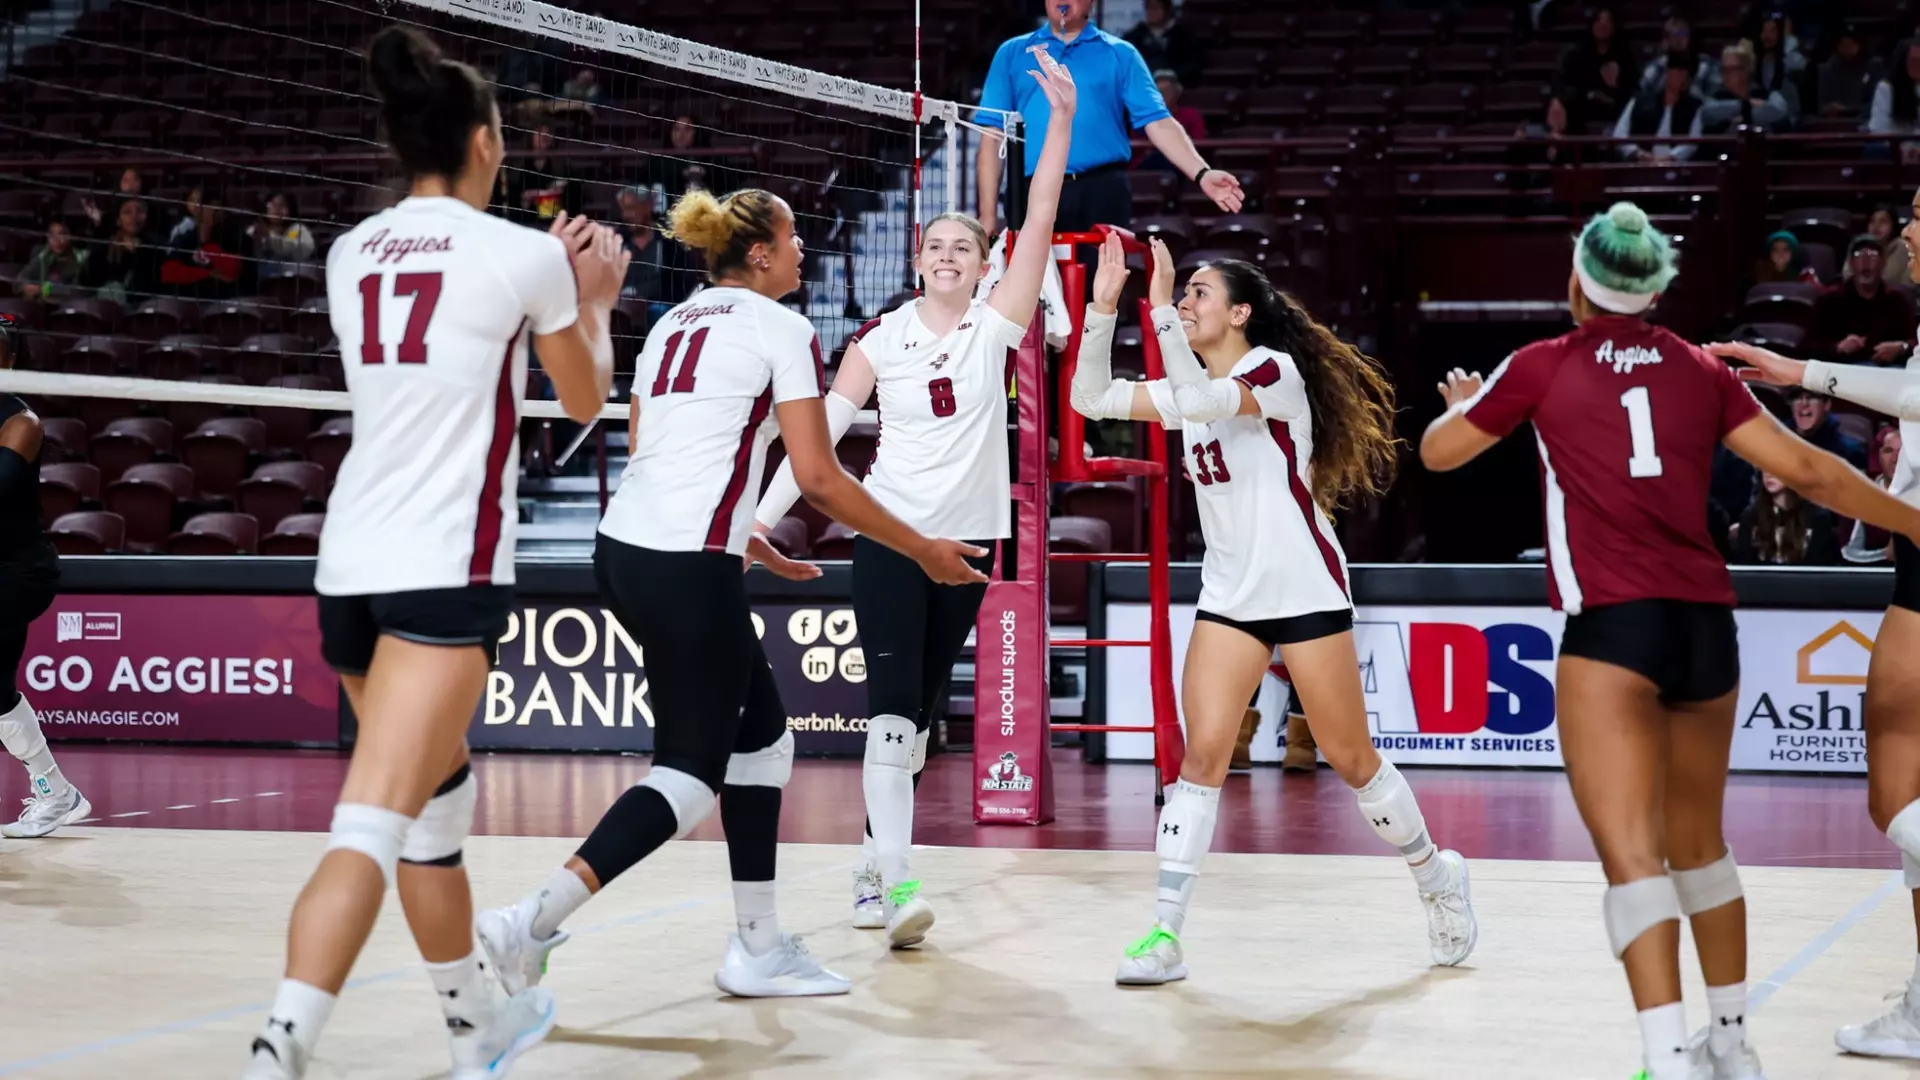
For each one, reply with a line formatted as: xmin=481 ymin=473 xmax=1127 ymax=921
xmin=316 ymin=196 xmax=578 ymax=596
xmin=599 ymin=287 xmax=825 ymax=556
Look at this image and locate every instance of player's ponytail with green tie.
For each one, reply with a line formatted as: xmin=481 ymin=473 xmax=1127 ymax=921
xmin=1572 ymin=202 xmax=1680 ymax=317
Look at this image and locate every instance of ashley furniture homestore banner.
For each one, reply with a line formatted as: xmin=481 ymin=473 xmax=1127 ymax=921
xmin=469 ymin=600 xmax=871 ymax=754
xmin=27 ymin=595 xmax=338 ymax=743
xmin=1103 ymin=604 xmax=1877 ymax=774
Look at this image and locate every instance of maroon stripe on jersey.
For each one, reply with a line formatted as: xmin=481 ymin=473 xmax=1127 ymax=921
xmin=809 ymin=334 xmax=827 ymax=394
xmin=1266 ymin=419 xmax=1349 ymax=599
xmin=849 ymin=317 xmax=885 ymax=344
xmin=704 ymin=388 xmax=774 ymax=552
xmin=469 ymin=320 xmax=526 ymax=584
xmin=1236 ymin=357 xmax=1281 ymax=389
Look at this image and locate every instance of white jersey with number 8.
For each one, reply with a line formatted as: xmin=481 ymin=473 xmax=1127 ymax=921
xmin=599 ymin=287 xmax=825 ymax=556
xmin=854 ymin=297 xmax=1025 ymax=541
xmin=317 ymin=196 xmax=578 ymax=596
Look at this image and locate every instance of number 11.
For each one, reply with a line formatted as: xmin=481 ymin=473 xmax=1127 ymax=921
xmin=1619 ymin=386 xmax=1664 ymax=478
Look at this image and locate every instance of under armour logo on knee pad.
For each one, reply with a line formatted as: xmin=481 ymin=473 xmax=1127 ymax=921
xmin=884 ymin=732 xmax=904 ymax=744
xmin=1721 ymin=1016 xmax=1744 ymax=1027
xmin=269 ymin=1018 xmax=296 ymax=1036
xmin=1371 ymin=816 xmax=1391 ymax=828
xmin=1161 ymin=823 xmax=1179 ymax=835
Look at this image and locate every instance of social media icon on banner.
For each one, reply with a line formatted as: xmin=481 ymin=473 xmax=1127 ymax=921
xmin=838 ymin=647 xmax=866 ymax=683
xmin=750 ymin=612 xmax=766 ymax=640
xmin=789 ymin=609 xmax=823 ymax=645
xmin=801 ymin=646 xmax=835 ymax=683
xmin=824 ymin=609 xmax=857 ymax=646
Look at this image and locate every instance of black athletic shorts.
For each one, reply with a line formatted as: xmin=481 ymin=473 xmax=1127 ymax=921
xmin=850 ymin=535 xmax=995 ymax=729
xmin=318 ymin=585 xmax=514 ymax=676
xmin=1196 ymin=607 xmax=1353 ymax=650
xmin=1894 ymin=536 xmax=1920 ymax=614
xmin=1559 ymin=599 xmax=1739 ymax=703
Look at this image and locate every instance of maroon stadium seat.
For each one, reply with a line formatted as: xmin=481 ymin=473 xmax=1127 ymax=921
xmin=39 ymin=417 xmax=87 ymax=462
xmin=126 ymin=297 xmax=200 ymax=341
xmin=812 ymin=522 xmax=857 ymax=560
xmin=38 ymin=478 xmax=81 ymax=524
xmin=259 ymin=512 xmax=324 ymax=557
xmin=86 ymin=430 xmax=156 ymax=484
xmin=182 ymin=417 xmax=264 ymax=500
xmin=1059 ymin=481 xmax=1142 ymax=552
xmin=103 ymin=416 xmax=174 ymax=455
xmin=40 ymin=461 xmax=100 ymax=502
xmin=1047 ymin=515 xmax=1113 ymax=625
xmin=201 ymin=297 xmax=271 ymax=346
xmin=104 ymin=472 xmax=181 ymax=553
xmin=164 ymin=512 xmax=259 ymax=556
xmin=48 ymin=510 xmax=124 ymax=555
xmin=44 ymin=296 xmax=121 ymax=338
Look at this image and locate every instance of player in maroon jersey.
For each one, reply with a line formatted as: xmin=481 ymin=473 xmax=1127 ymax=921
xmin=1419 ymin=203 xmax=1920 ymax=1080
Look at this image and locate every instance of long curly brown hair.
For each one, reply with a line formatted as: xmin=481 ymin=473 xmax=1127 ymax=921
xmin=1205 ymin=260 xmax=1400 ymax=511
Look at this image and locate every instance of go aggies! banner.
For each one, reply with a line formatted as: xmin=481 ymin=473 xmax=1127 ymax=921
xmin=1102 ymin=604 xmax=1875 ymax=774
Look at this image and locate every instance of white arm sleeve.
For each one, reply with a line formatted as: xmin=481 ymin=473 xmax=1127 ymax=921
xmin=1069 ymin=306 xmax=1137 ymax=421
xmin=1150 ymin=303 xmax=1244 ymax=423
xmin=753 ymin=390 xmax=860 ymax=528
xmin=1804 ymin=359 xmax=1920 ymax=420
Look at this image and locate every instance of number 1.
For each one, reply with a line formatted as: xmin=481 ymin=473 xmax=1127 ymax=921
xmin=1619 ymin=386 xmax=1664 ymax=478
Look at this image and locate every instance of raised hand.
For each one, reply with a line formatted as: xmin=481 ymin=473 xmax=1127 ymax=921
xmin=1147 ymin=237 xmax=1177 ymax=310
xmin=1091 ymin=233 xmax=1130 ymax=315
xmin=1026 ymin=47 xmax=1077 ymax=117
xmin=1704 ymin=341 xmax=1806 ymax=388
xmin=1436 ymin=368 xmax=1483 ymax=408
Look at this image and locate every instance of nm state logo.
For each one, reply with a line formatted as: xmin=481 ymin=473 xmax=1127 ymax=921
xmin=1356 ymin=616 xmax=1560 ymax=760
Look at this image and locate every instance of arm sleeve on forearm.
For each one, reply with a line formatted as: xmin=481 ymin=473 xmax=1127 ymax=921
xmin=1804 ymin=359 xmax=1920 ymax=420
xmin=753 ymin=390 xmax=861 ymax=528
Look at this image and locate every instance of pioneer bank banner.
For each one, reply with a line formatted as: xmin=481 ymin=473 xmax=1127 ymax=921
xmin=470 ymin=601 xmax=870 ymax=754
xmin=1104 ymin=603 xmax=1879 ymax=774
xmin=27 ymin=595 xmax=337 ymax=744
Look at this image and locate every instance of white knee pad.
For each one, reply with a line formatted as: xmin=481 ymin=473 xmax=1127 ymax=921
xmin=1604 ymin=874 xmax=1683 ymax=959
xmin=327 ymin=803 xmax=414 ymax=887
xmin=640 ymin=766 xmax=718 ymax=839
xmin=1670 ymin=849 xmax=1743 ymax=916
xmin=1889 ymin=799 xmax=1920 ymax=864
xmin=0 ymin=694 xmax=46 ymax=762
xmin=909 ymin=728 xmax=930 ymax=775
xmin=1905 ymin=851 xmax=1920 ymax=891
xmin=1354 ymin=761 xmax=1432 ymax=855
xmin=864 ymin=714 xmax=915 ymax=772
xmin=1155 ymin=779 xmax=1221 ymax=875
xmin=401 ymin=768 xmax=477 ymax=866
xmin=726 ymin=729 xmax=795 ymax=788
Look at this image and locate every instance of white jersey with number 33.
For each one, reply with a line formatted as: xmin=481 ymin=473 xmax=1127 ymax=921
xmin=1144 ymin=346 xmax=1352 ymax=622
xmin=599 ymin=287 xmax=824 ymax=556
xmin=854 ymin=297 xmax=1025 ymax=541
xmin=316 ymin=196 xmax=578 ymax=596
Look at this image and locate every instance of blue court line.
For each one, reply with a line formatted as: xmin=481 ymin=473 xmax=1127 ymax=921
xmin=0 ymin=860 xmax=851 ymax=1076
xmin=1751 ymin=870 xmax=1904 ymax=1012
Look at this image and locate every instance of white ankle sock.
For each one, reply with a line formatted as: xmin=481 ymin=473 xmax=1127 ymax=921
xmin=425 ymin=952 xmax=492 ymax=1026
xmin=1705 ymin=982 xmax=1747 ymax=1057
xmin=863 ymin=715 xmax=917 ymax=889
xmin=1637 ymin=1001 xmax=1690 ymax=1077
xmin=1410 ymin=850 xmax=1450 ymax=893
xmin=860 ymin=829 xmax=876 ymax=868
xmin=263 ymin=979 xmax=335 ymax=1057
xmin=529 ymin=867 xmax=591 ymax=941
xmin=1906 ymin=953 xmax=1920 ymax=1002
xmin=733 ymin=880 xmax=780 ymax=954
xmin=0 ymin=695 xmax=64 ymax=794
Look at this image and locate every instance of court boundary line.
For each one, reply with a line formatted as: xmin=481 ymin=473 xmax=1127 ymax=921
xmin=1751 ymin=870 xmax=1903 ymax=1011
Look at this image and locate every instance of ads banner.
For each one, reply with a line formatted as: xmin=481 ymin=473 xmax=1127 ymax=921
xmin=1103 ymin=603 xmax=1878 ymax=774
xmin=470 ymin=601 xmax=871 ymax=754
xmin=27 ymin=595 xmax=337 ymax=744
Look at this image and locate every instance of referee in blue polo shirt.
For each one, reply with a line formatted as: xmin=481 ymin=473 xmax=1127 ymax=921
xmin=975 ymin=0 xmax=1242 ymax=237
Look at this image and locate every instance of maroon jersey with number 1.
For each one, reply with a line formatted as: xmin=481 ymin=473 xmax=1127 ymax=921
xmin=1462 ymin=315 xmax=1762 ymax=614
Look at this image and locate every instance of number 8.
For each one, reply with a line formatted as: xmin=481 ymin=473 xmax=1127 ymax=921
xmin=928 ymin=377 xmax=956 ymax=417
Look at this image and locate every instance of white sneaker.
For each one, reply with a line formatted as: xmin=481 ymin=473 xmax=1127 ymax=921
xmin=450 ymin=986 xmax=557 ymax=1079
xmin=1641 ymin=1040 xmax=1714 ymax=1080
xmin=851 ymin=863 xmax=885 ymax=929
xmin=1689 ymin=1028 xmax=1766 ymax=1079
xmin=2 ymin=784 xmax=90 ymax=838
xmin=477 ymin=897 xmax=570 ymax=996
xmin=883 ymin=879 xmax=935 ymax=949
xmin=240 ymin=1020 xmax=307 ymax=1079
xmin=1421 ymin=849 xmax=1478 ymax=967
xmin=1114 ymin=923 xmax=1187 ymax=986
xmin=714 ymin=934 xmax=851 ymax=997
xmin=1837 ymin=989 xmax=1920 ymax=1058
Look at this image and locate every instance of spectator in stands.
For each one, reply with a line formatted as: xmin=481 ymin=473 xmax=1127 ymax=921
xmin=79 ymin=198 xmax=159 ymax=304
xmin=1753 ymin=229 xmax=1820 ymax=285
xmin=505 ymin=122 xmax=583 ymax=225
xmin=1701 ymin=41 xmax=1795 ymax=134
xmin=1141 ymin=69 xmax=1206 ymax=173
xmin=165 ymin=185 xmax=207 ymax=250
xmin=614 ymin=186 xmax=688 ymax=319
xmin=1843 ymin=425 xmax=1904 ymax=562
xmin=1818 ymin=24 xmax=1878 ymax=119
xmin=248 ymin=191 xmax=315 ymax=279
xmin=14 ymin=220 xmax=84 ymax=300
xmin=1870 ymin=41 xmax=1920 ymax=162
xmin=1124 ymin=0 xmax=1203 ymax=92
xmin=159 ymin=203 xmax=246 ymax=300
xmin=1613 ymin=58 xmax=1703 ymax=162
xmin=1786 ymin=387 xmax=1870 ymax=469
xmin=1512 ymin=95 xmax=1575 ymax=166
xmin=1731 ymin=470 xmax=1840 ymax=565
xmin=1869 ymin=204 xmax=1913 ymax=291
xmin=1557 ymin=5 xmax=1632 ymax=127
xmin=560 ymin=67 xmax=602 ymax=107
xmin=1808 ymin=235 xmax=1918 ymax=366
xmin=114 ymin=167 xmax=142 ymax=198
xmin=78 ymin=168 xmax=152 ymax=243
xmin=1638 ymin=16 xmax=1705 ymax=94
xmin=974 ymin=0 xmax=1242 ymax=238
xmin=1753 ymin=13 xmax=1808 ymax=101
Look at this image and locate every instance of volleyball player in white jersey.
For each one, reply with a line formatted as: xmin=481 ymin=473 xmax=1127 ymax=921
xmin=1069 ymin=235 xmax=1477 ymax=984
xmin=242 ymin=27 xmax=623 ymax=1080
xmin=477 ymin=186 xmax=986 ymax=999
xmin=1710 ymin=196 xmax=1920 ymax=1059
xmin=748 ymin=54 xmax=1077 ymax=948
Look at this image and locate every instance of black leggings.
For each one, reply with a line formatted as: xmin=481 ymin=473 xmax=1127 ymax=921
xmin=850 ymin=535 xmax=994 ymax=734
xmin=0 ymin=563 xmax=56 ymax=710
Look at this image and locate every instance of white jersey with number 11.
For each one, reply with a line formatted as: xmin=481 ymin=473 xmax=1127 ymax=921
xmin=317 ymin=196 xmax=578 ymax=596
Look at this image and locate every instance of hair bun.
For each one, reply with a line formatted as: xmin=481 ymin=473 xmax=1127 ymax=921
xmin=368 ymin=25 xmax=440 ymax=106
xmin=1607 ymin=202 xmax=1650 ymax=234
